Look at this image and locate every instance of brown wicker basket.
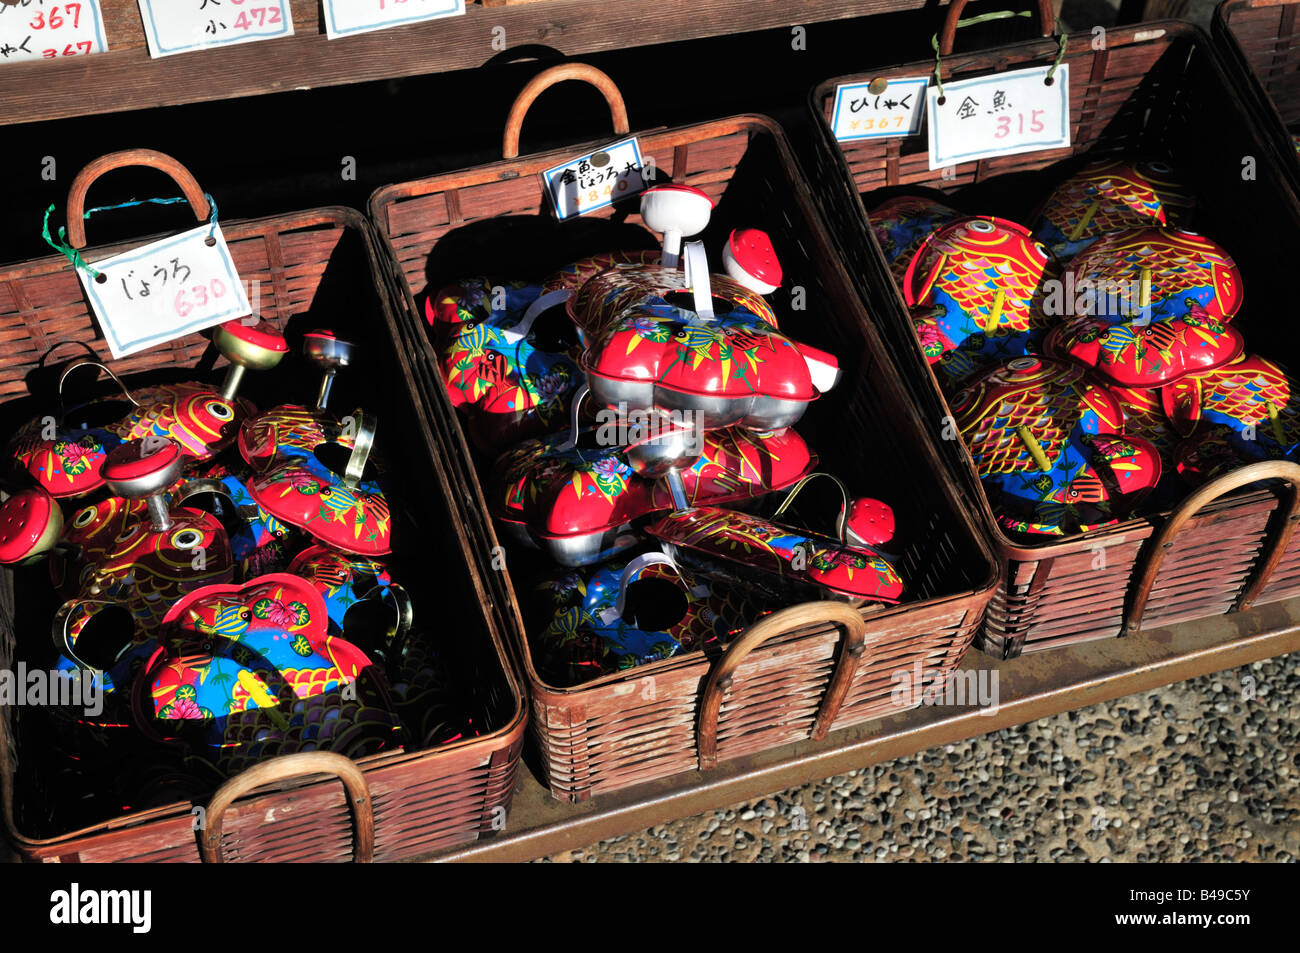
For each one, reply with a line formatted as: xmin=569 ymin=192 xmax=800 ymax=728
xmin=369 ymin=64 xmax=1000 ymax=802
xmin=808 ymin=15 xmax=1300 ymax=658
xmin=1213 ymin=0 xmax=1300 ymax=182
xmin=0 ymin=151 xmax=526 ymax=862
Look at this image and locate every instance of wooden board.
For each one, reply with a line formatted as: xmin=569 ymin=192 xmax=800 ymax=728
xmin=0 ymin=0 xmax=932 ymax=127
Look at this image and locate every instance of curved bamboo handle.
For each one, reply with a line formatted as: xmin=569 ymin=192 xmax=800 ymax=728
xmin=199 ymin=752 xmax=375 ymax=863
xmin=66 ymin=149 xmax=210 ymax=249
xmin=938 ymin=0 xmax=1056 ymax=56
xmin=698 ymin=601 xmax=868 ymax=770
xmin=1123 ymin=460 xmax=1300 ymax=635
xmin=502 ymin=64 xmax=630 ymax=160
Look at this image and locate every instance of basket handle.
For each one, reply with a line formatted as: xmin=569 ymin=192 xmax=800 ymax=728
xmin=938 ymin=0 xmax=1056 ymax=56
xmin=502 ymin=64 xmax=631 ymax=160
xmin=1123 ymin=460 xmax=1300 ymax=635
xmin=199 ymin=751 xmax=375 ymax=863
xmin=66 ymin=149 xmax=210 ymax=250
xmin=697 ymin=601 xmax=868 ymax=770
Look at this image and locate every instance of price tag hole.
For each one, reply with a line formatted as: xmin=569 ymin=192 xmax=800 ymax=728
xmin=94 ymin=273 xmax=108 ymax=285
xmin=936 ymin=96 xmax=947 ymax=106
xmin=204 ymin=237 xmax=217 ymax=247
xmin=1044 ymin=77 xmax=1055 ymax=86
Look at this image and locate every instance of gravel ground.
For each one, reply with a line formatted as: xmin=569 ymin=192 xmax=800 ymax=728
xmin=539 ymin=652 xmax=1300 ymax=863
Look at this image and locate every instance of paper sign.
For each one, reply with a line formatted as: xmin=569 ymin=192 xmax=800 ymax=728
xmin=323 ymin=0 xmax=466 ymax=40
xmin=0 ymin=1 xmax=108 ymax=64
xmin=137 ymin=1 xmax=293 ymax=58
xmin=80 ymin=224 xmax=252 ymax=359
xmin=543 ymin=138 xmax=649 ymax=221
xmin=830 ymin=77 xmax=928 ymax=142
xmin=927 ymin=64 xmax=1070 ymax=171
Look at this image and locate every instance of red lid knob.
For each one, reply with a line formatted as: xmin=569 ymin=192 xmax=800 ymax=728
xmin=0 ymin=488 xmax=62 ymax=565
xmin=843 ymin=497 xmax=895 ymax=547
xmin=216 ymin=317 xmax=288 ymax=353
xmin=726 ymin=228 xmax=783 ymax=288
xmin=101 ymin=438 xmax=183 ymax=496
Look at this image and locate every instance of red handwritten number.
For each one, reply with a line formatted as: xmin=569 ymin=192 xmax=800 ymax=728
xmin=234 ymin=8 xmax=284 ymax=31
xmin=31 ymin=5 xmax=81 ymax=30
xmin=994 ymin=110 xmax=1048 ymax=139
xmin=174 ymin=280 xmax=229 ymax=319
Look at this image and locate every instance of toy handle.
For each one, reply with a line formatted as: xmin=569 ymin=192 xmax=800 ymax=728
xmin=1124 ymin=460 xmax=1300 ymax=635
xmin=599 ymin=550 xmax=691 ymax=625
xmin=697 ymin=601 xmax=868 ymax=769
xmin=772 ymin=472 xmax=852 ymax=545
xmin=66 ymin=149 xmax=210 ymax=249
xmin=556 ymin=384 xmax=591 ymax=452
xmin=200 ymin=752 xmax=375 ymax=863
xmin=503 ymin=64 xmax=631 ymax=159
xmin=359 ymin=581 xmax=415 ymax=661
xmin=937 ymin=0 xmax=1056 ymax=57
xmin=57 ymin=360 xmax=140 ymax=414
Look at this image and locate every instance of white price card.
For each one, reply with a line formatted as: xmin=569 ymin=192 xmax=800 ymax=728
xmin=137 ymin=1 xmax=293 ymax=58
xmin=830 ymin=77 xmax=928 ymax=142
xmin=0 ymin=1 xmax=108 ymax=64
xmin=543 ymin=138 xmax=649 ymax=221
xmin=323 ymin=0 xmax=466 ymax=40
xmin=926 ymin=64 xmax=1070 ymax=171
xmin=80 ymin=223 xmax=252 ymax=359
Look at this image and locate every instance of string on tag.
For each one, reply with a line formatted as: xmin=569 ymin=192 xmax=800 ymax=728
xmin=931 ymin=10 xmax=1064 ymax=103
xmin=41 ymin=192 xmax=220 ymax=280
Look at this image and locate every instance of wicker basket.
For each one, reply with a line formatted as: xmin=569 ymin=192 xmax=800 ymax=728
xmin=369 ymin=64 xmax=1000 ymax=802
xmin=1213 ymin=0 xmax=1300 ymax=182
xmin=808 ymin=14 xmax=1300 ymax=658
xmin=0 ymin=151 xmax=526 ymax=862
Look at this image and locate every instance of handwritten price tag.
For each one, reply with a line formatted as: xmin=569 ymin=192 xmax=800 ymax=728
xmin=830 ymin=77 xmax=927 ymax=142
xmin=80 ymin=224 xmax=252 ymax=359
xmin=323 ymin=0 xmax=466 ymax=40
xmin=543 ymin=138 xmax=649 ymax=221
xmin=137 ymin=1 xmax=293 ymax=58
xmin=0 ymin=1 xmax=107 ymax=64
xmin=927 ymin=65 xmax=1070 ymax=171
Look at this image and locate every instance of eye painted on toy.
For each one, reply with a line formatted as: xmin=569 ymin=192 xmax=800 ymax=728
xmin=967 ymin=220 xmax=996 ymax=233
xmin=206 ymin=401 xmax=235 ymax=422
xmin=73 ymin=507 xmax=97 ymax=528
xmin=170 ymin=528 xmax=204 ymax=550
xmin=116 ymin=525 xmax=141 ymax=543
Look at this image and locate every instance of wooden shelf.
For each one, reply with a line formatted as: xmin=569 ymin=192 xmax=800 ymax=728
xmin=427 ymin=596 xmax=1300 ymax=862
xmin=0 ymin=0 xmax=930 ymax=127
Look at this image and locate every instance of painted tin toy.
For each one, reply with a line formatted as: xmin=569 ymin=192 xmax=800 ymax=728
xmin=530 ymin=551 xmax=765 ymax=685
xmin=1063 ymin=227 xmax=1243 ymax=325
xmin=1163 ymin=354 xmax=1300 ymax=484
xmin=428 ymin=277 xmax=586 ymax=452
xmin=951 ymin=357 xmax=1162 ymax=535
xmin=902 ymin=217 xmax=1056 ymax=389
xmin=248 ymin=446 xmax=392 ymax=557
xmin=1045 ymin=310 xmax=1246 ymax=389
xmin=867 ymin=193 xmax=961 ymax=286
xmin=491 ymin=424 xmax=815 ymax=566
xmin=286 ymin=544 xmax=412 ymax=659
xmin=1032 ymin=159 xmax=1194 ymax=259
xmin=646 ymin=475 xmax=906 ymax=604
xmin=137 ymin=573 xmax=402 ymax=772
xmin=41 ymin=439 xmax=237 ymax=690
xmin=576 ymin=258 xmax=839 ymax=433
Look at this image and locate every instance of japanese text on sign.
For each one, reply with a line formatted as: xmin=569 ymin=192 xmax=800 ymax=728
xmin=927 ymin=64 xmax=1071 ymax=171
xmin=322 ymin=0 xmax=465 ymax=40
xmin=0 ymin=1 xmax=107 ymax=65
xmin=81 ymin=223 xmax=252 ymax=359
xmin=137 ymin=1 xmax=294 ymax=58
xmin=829 ymin=77 xmax=927 ymax=142
xmin=543 ymin=138 xmax=650 ymax=221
